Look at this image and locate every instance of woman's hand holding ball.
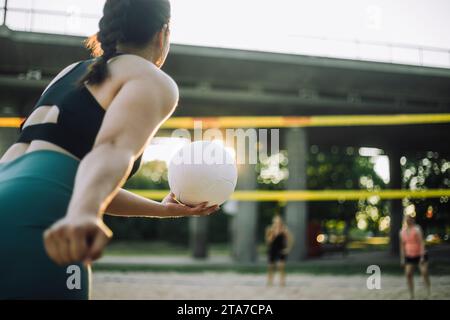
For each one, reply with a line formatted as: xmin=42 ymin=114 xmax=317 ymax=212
xmin=161 ymin=192 xmax=219 ymax=217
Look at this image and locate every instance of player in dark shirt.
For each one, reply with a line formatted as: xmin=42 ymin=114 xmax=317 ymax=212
xmin=266 ymin=215 xmax=294 ymax=287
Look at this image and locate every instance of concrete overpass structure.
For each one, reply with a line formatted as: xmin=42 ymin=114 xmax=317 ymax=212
xmin=1 ymin=26 xmax=450 ymax=262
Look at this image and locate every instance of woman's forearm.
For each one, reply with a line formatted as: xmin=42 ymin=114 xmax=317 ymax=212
xmin=106 ymin=188 xmax=168 ymax=217
xmin=66 ymin=143 xmax=135 ymax=218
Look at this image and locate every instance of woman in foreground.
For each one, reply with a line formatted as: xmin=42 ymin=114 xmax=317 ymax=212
xmin=0 ymin=0 xmax=217 ymax=299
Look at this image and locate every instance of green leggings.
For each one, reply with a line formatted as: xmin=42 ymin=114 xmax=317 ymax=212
xmin=0 ymin=150 xmax=90 ymax=300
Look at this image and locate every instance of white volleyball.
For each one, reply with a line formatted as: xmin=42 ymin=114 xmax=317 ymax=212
xmin=168 ymin=141 xmax=238 ymax=206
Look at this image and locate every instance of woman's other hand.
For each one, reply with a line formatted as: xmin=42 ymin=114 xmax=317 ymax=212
xmin=43 ymin=214 xmax=112 ymax=266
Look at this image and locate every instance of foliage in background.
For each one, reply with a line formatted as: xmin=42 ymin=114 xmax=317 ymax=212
xmin=256 ymin=146 xmax=389 ymax=242
xmin=306 ymin=145 xmax=388 ymax=239
xmin=402 ymin=151 xmax=450 ymax=236
xmin=105 ymin=145 xmax=449 ymax=248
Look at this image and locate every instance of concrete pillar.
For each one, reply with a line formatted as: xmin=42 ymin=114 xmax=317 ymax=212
xmin=285 ymin=128 xmax=309 ymax=261
xmin=0 ymin=127 xmax=18 ymax=157
xmin=0 ymin=104 xmax=20 ymax=157
xmin=388 ymin=150 xmax=403 ymax=256
xmin=232 ymin=164 xmax=258 ymax=263
xmin=189 ymin=217 xmax=208 ymax=259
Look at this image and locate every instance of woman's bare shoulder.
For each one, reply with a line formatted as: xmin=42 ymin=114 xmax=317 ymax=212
xmin=110 ymin=55 xmax=175 ymax=85
xmin=109 ymin=55 xmax=179 ymax=106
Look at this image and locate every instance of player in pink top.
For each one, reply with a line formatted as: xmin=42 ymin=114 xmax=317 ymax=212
xmin=399 ymin=215 xmax=431 ymax=299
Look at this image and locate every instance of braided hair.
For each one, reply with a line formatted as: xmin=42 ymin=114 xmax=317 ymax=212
xmin=80 ymin=0 xmax=171 ymax=85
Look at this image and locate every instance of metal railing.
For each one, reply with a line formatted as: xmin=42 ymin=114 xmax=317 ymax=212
xmin=287 ymin=33 xmax=450 ymax=69
xmin=2 ymin=5 xmax=99 ymax=21
xmin=1 ymin=1 xmax=100 ymax=35
xmin=2 ymin=1 xmax=450 ymax=69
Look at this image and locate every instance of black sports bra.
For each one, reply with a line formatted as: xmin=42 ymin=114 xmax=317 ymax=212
xmin=17 ymin=58 xmax=143 ymax=181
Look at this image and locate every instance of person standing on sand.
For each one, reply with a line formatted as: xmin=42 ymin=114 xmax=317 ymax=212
xmin=400 ymin=214 xmax=431 ymax=299
xmin=266 ymin=215 xmax=294 ymax=287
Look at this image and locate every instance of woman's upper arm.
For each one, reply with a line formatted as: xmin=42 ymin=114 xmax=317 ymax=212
xmin=94 ymin=73 xmax=179 ymax=158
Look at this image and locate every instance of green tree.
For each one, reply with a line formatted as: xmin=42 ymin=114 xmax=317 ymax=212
xmin=402 ymin=151 xmax=450 ymax=238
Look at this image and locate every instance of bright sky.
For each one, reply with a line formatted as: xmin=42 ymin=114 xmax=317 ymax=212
xmin=359 ymin=148 xmax=389 ymax=183
xmin=5 ymin=0 xmax=450 ymax=67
